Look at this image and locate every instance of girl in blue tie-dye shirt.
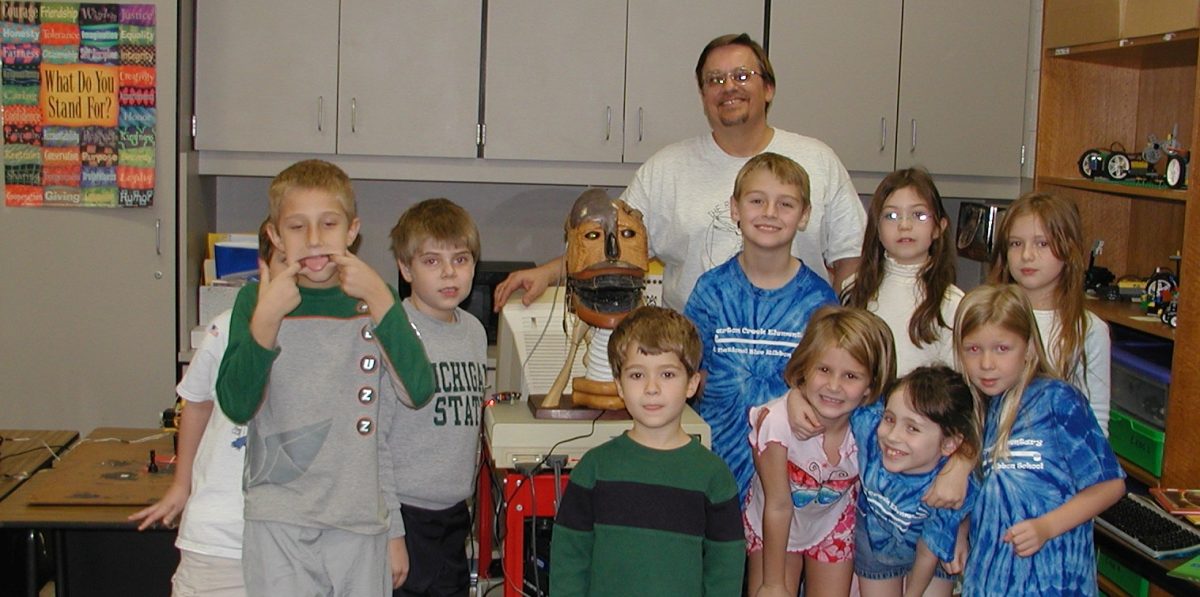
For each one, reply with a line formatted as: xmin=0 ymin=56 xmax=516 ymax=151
xmin=954 ymin=285 xmax=1124 ymax=596
xmin=851 ymin=365 xmax=980 ymax=597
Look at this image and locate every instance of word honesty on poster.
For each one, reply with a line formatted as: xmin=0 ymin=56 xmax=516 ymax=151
xmin=2 ymin=2 xmax=157 ymax=208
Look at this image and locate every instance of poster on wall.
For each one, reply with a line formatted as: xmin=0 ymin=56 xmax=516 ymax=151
xmin=1 ymin=2 xmax=155 ymax=208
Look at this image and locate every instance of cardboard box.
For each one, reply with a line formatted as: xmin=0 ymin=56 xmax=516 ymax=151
xmin=1044 ymin=0 xmax=1123 ymax=47
xmin=1122 ymin=0 xmax=1200 ymax=38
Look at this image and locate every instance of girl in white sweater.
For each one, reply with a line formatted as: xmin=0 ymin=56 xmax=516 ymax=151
xmin=989 ymin=192 xmax=1110 ymax=436
xmin=842 ymin=168 xmax=963 ymax=376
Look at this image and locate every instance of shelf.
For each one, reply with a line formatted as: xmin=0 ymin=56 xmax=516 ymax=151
xmin=1041 ymin=177 xmax=1189 ymax=203
xmin=1097 ymin=574 xmax=1129 ymax=597
xmin=1087 ymin=298 xmax=1175 ymax=341
xmin=1117 ymin=455 xmax=1161 ymax=488
xmin=1047 ymin=29 xmax=1199 ymax=65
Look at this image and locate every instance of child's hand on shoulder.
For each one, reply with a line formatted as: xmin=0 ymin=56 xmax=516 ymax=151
xmin=1003 ymin=517 xmax=1052 ymax=557
xmin=332 ymin=253 xmax=394 ymax=319
xmin=785 ymin=386 xmax=823 ymax=440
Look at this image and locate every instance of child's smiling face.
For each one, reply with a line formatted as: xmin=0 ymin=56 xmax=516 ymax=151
xmin=800 ymin=344 xmax=872 ymax=425
xmin=878 ymin=386 xmax=961 ymax=474
xmin=730 ymin=168 xmax=810 ymax=253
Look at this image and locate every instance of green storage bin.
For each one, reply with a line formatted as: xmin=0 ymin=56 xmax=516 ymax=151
xmin=1097 ymin=548 xmax=1150 ymax=597
xmin=1109 ymin=409 xmax=1165 ymax=477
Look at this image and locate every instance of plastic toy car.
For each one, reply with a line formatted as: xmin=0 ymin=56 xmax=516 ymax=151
xmin=1078 ymin=146 xmax=1154 ymax=182
xmin=1078 ymin=130 xmax=1189 ymax=189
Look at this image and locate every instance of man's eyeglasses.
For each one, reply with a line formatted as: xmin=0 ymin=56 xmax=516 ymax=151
xmin=880 ymin=210 xmax=933 ymax=225
xmin=703 ymin=68 xmax=761 ymax=88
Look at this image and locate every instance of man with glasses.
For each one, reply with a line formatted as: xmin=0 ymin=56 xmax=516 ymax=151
xmin=495 ymin=33 xmax=865 ymax=312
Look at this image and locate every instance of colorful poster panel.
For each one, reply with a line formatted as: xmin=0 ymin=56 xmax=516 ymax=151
xmin=2 ymin=2 xmax=156 ymax=207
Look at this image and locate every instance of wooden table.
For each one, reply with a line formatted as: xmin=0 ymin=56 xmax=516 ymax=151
xmin=0 ymin=428 xmax=179 ymax=597
xmin=0 ymin=430 xmax=79 ymax=501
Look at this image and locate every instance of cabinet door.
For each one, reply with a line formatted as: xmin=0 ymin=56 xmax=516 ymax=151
xmin=897 ymin=0 xmax=1029 ymax=177
xmin=1 ymin=0 xmax=178 ymax=431
xmin=624 ymin=1 xmax=764 ymax=163
xmin=484 ymin=2 xmax=626 ymax=162
xmin=337 ymin=0 xmax=481 ymax=158
xmin=768 ymin=1 xmax=901 ymax=174
xmin=194 ymin=0 xmax=339 ymax=153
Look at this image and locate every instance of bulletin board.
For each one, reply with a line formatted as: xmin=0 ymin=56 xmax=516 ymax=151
xmin=1 ymin=2 xmax=156 ymax=208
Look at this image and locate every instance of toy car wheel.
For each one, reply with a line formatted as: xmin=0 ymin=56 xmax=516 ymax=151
xmin=1105 ymin=153 xmax=1131 ymax=180
xmin=1078 ymin=150 xmax=1104 ymax=178
xmin=1163 ymin=300 xmax=1179 ymax=328
xmin=1166 ymin=155 xmax=1188 ymax=189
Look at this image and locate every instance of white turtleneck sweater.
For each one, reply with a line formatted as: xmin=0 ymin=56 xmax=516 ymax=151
xmin=851 ymin=257 xmax=963 ymax=376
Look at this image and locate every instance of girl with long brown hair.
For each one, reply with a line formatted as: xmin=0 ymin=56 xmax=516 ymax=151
xmin=989 ymin=192 xmax=1110 ymax=435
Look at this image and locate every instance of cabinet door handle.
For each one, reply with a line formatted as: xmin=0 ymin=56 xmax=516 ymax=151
xmin=880 ymin=117 xmax=887 ymax=152
xmin=155 ymin=218 xmax=161 ymax=256
xmin=351 ymin=98 xmax=357 ymax=133
xmin=605 ymin=106 xmax=611 ymax=142
xmin=638 ymin=107 xmax=644 ymax=143
xmin=910 ymin=118 xmax=917 ymax=153
xmin=317 ymin=96 xmax=324 ymax=133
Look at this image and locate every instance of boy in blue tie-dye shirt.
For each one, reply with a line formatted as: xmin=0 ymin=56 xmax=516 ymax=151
xmin=683 ymin=152 xmax=838 ymax=504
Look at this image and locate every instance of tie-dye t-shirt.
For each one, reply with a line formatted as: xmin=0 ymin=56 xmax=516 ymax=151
xmin=963 ymin=377 xmax=1124 ymax=596
xmin=684 ymin=254 xmax=838 ymax=503
xmin=850 ymin=402 xmax=974 ymax=567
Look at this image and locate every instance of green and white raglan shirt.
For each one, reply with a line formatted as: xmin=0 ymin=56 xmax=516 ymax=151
xmin=216 ymin=283 xmax=434 ymax=538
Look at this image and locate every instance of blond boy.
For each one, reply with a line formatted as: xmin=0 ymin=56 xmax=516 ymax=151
xmin=216 ymin=159 xmax=434 ymax=596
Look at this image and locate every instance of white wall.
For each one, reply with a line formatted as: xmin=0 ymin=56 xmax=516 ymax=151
xmin=213 ymin=177 xmax=623 ymax=279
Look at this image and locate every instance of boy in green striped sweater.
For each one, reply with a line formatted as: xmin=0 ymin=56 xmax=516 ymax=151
xmin=550 ymin=306 xmax=746 ymax=596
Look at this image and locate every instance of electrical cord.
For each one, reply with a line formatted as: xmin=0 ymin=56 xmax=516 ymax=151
xmin=517 ymin=258 xmax=567 ymax=386
xmin=0 ymin=442 xmax=68 ymax=464
xmin=81 ymin=432 xmax=170 ymax=444
xmin=484 ymin=409 xmax=600 ymax=597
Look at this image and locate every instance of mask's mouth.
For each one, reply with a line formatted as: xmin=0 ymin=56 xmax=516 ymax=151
xmin=568 ymin=267 xmax=645 ymax=315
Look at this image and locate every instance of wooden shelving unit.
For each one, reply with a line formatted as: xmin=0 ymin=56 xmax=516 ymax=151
xmin=1035 ymin=27 xmax=1200 ymax=490
xmin=1086 ymin=298 xmax=1175 ymax=341
xmin=1040 ymin=176 xmax=1188 ymax=203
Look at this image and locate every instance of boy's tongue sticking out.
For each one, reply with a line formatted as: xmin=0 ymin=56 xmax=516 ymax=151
xmin=299 ymin=254 xmax=330 ymax=272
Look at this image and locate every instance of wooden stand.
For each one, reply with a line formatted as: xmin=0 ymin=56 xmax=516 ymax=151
xmin=527 ymin=393 xmax=631 ymax=421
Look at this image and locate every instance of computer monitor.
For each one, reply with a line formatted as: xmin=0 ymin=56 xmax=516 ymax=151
xmin=494 ymin=287 xmax=588 ymax=398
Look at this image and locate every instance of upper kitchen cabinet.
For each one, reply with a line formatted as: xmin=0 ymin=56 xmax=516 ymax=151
xmin=194 ymin=0 xmax=338 ymax=153
xmin=897 ymin=0 xmax=1029 ymax=178
xmin=769 ymin=0 xmax=1029 ymax=186
xmin=336 ymin=0 xmax=481 ymax=157
xmin=193 ymin=0 xmax=482 ymax=158
xmin=483 ymin=1 xmax=764 ymax=163
xmin=767 ymin=1 xmax=901 ymax=174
